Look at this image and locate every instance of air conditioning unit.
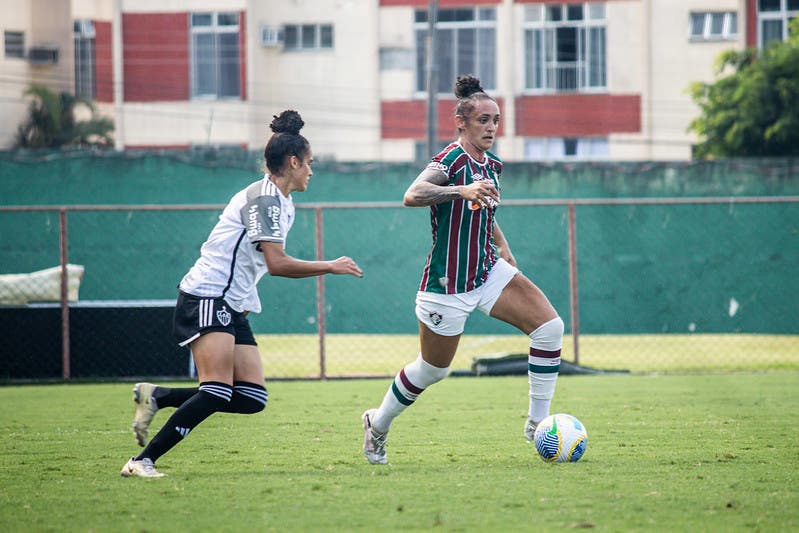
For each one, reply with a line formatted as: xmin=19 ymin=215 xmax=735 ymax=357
xmin=28 ymin=44 xmax=59 ymax=64
xmin=260 ymin=25 xmax=283 ymax=48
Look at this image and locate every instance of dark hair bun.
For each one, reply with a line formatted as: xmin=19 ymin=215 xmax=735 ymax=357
xmin=270 ymin=110 xmax=304 ymax=135
xmin=454 ymin=75 xmax=484 ymax=99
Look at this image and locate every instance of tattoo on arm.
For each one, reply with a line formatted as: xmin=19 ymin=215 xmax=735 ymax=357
xmin=405 ymin=169 xmax=461 ymax=206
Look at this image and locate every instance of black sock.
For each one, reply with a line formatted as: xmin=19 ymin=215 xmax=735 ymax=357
xmin=152 ymin=386 xmax=198 ymax=408
xmin=219 ymin=381 xmax=268 ymax=414
xmin=136 ymin=382 xmax=232 ymax=463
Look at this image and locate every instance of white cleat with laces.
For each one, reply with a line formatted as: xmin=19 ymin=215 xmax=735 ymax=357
xmin=120 ymin=457 xmax=165 ymax=478
xmin=524 ymin=418 xmax=538 ymax=442
xmin=362 ymin=409 xmax=388 ymax=465
xmin=132 ymin=382 xmax=159 ymax=447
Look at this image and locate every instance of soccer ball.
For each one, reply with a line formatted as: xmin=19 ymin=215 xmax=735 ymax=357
xmin=533 ymin=413 xmax=588 ymax=463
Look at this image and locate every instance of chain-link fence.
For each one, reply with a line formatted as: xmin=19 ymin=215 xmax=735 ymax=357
xmin=1 ymin=196 xmax=797 ymax=381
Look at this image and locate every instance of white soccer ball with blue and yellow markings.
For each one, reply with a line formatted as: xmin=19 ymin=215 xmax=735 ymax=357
xmin=533 ymin=413 xmax=588 ymax=463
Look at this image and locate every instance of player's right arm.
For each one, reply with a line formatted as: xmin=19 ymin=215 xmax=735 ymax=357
xmin=403 ymin=167 xmax=499 ymax=208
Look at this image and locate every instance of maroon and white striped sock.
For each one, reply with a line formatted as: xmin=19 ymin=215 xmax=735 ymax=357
xmin=371 ymin=354 xmax=449 ymax=433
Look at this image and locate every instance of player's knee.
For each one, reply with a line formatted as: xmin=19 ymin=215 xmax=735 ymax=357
xmin=417 ymin=356 xmax=450 ymax=385
xmin=530 ymin=316 xmax=564 ymax=347
xmin=232 ymin=382 xmax=268 ymax=414
xmin=237 ymin=396 xmax=267 ymax=414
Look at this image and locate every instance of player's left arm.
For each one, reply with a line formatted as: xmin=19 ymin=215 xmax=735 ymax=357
xmin=493 ymin=221 xmax=517 ymax=267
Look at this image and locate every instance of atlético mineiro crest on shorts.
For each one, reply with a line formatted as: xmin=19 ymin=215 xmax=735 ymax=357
xmin=429 ymin=312 xmax=443 ymax=326
xmin=216 ymin=305 xmax=232 ymax=326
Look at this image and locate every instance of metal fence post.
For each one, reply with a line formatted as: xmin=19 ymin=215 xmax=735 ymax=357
xmin=314 ymin=207 xmax=327 ymax=380
xmin=59 ymin=208 xmax=71 ymax=379
xmin=567 ymin=203 xmax=580 ymax=365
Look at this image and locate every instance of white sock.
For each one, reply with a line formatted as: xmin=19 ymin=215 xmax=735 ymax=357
xmin=528 ymin=317 xmax=564 ymax=423
xmin=371 ymin=354 xmax=449 ymax=433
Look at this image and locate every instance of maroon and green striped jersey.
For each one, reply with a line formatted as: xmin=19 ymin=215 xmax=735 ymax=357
xmin=418 ymin=142 xmax=503 ymax=294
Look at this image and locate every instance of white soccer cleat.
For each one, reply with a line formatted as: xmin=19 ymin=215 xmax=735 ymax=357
xmin=362 ymin=409 xmax=388 ymax=465
xmin=132 ymin=382 xmax=159 ymax=447
xmin=120 ymin=457 xmax=165 ymax=478
xmin=524 ymin=418 xmax=538 ymax=442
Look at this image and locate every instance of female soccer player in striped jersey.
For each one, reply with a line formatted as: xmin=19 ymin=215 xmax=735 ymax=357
xmin=121 ymin=110 xmax=363 ymax=478
xmin=362 ymin=75 xmax=563 ymax=464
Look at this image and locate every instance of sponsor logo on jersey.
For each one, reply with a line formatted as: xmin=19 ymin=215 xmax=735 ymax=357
xmin=216 ymin=305 xmax=232 ymax=326
xmin=267 ymin=205 xmax=281 ymax=237
xmin=246 ymin=204 xmax=262 ymax=238
xmin=427 ymin=161 xmax=449 ymax=173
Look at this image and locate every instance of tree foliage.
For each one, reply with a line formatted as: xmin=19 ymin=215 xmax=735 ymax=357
xmin=14 ymin=85 xmax=114 ymax=149
xmin=688 ymin=19 xmax=799 ymax=158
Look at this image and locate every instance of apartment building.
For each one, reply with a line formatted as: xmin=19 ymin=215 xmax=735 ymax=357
xmin=1 ymin=0 xmax=796 ymax=161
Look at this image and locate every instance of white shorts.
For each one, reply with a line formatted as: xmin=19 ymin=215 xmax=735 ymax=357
xmin=415 ymin=258 xmax=519 ymax=336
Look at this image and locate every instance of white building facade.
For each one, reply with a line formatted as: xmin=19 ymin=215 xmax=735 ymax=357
xmin=1 ymin=0 xmax=795 ymax=161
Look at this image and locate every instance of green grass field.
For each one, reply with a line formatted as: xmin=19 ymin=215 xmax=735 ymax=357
xmin=1 ymin=373 xmax=797 ymax=531
xmin=257 ymin=333 xmax=799 ymax=378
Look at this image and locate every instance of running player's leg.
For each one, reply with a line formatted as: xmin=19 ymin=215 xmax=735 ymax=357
xmin=489 ymin=273 xmax=563 ymax=439
xmin=363 ymin=296 xmax=466 ymax=464
xmin=370 ymin=324 xmax=458 ymax=434
xmin=130 ymin=291 xmax=207 ymax=440
xmin=134 ymin=332 xmax=234 ymax=465
xmin=132 ymin=382 xmax=198 ymax=447
xmin=363 ymin=325 xmax=455 ymax=464
xmin=220 ymin=342 xmax=267 ymax=414
xmin=143 ymin=343 xmax=267 ymax=417
xmin=219 ymin=311 xmax=267 ymax=414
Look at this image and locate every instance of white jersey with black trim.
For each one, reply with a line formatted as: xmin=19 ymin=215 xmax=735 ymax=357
xmin=178 ymin=176 xmax=295 ymax=313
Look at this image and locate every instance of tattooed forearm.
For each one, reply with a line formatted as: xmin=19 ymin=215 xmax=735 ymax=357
xmin=404 ymin=182 xmax=463 ymax=206
xmin=403 ymin=169 xmax=460 ymax=207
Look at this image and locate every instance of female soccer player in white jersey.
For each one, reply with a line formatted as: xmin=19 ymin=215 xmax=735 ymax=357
xmin=121 ymin=110 xmax=363 ymax=478
xmin=361 ymin=75 xmax=564 ymax=464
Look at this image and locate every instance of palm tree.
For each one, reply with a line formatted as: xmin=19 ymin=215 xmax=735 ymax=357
xmin=13 ymin=85 xmax=114 ymax=149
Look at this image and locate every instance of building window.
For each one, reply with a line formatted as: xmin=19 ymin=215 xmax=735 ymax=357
xmin=283 ymin=24 xmax=334 ymax=51
xmin=4 ymin=31 xmax=25 ymax=58
xmin=758 ymin=0 xmax=799 ymax=47
xmin=524 ymin=137 xmax=609 ymax=161
xmin=523 ymin=3 xmax=607 ymax=93
xmin=190 ymin=12 xmax=240 ymax=99
xmin=689 ymin=12 xmax=738 ymax=41
xmin=414 ymin=7 xmax=496 ymax=94
xmin=74 ymin=20 xmax=95 ymax=99
xmin=380 ymin=47 xmax=414 ymax=70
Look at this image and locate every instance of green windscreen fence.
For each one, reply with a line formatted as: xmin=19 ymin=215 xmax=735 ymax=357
xmin=1 ymin=150 xmax=797 ymax=379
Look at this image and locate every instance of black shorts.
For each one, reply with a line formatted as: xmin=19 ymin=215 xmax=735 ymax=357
xmin=173 ymin=291 xmax=257 ymax=347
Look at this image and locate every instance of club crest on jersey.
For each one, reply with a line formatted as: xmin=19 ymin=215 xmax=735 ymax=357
xmin=216 ymin=305 xmax=232 ymax=326
xmin=429 ymin=311 xmax=443 ymax=326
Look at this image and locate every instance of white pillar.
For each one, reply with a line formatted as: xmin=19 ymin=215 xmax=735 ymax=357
xmin=113 ymin=0 xmax=125 ymax=151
